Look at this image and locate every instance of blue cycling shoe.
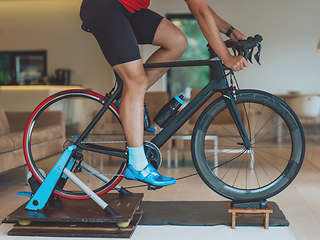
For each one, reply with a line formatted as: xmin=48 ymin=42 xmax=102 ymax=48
xmin=124 ymin=164 xmax=176 ymax=186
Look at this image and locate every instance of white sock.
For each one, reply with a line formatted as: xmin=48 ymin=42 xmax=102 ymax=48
xmin=128 ymin=146 xmax=149 ymax=171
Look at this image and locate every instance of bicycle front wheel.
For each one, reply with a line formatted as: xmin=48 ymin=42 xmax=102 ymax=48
xmin=191 ymin=89 xmax=305 ymax=201
xmin=24 ymin=89 xmax=127 ymax=200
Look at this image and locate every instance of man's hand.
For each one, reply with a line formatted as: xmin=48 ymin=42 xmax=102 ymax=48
xmin=229 ymin=29 xmax=247 ymax=41
xmin=223 ymin=55 xmax=248 ymax=72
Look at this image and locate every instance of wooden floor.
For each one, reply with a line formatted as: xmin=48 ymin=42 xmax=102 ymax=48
xmin=0 ymin=143 xmax=319 ymax=240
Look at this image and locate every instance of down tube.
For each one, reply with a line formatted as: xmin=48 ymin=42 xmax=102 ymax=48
xmin=151 ymin=80 xmax=218 ymax=148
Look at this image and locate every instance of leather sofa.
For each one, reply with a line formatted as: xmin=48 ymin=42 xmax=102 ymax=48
xmin=0 ymin=105 xmax=65 ymax=175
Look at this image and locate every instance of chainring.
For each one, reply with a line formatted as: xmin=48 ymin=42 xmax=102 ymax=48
xmin=143 ymin=141 xmax=162 ymax=170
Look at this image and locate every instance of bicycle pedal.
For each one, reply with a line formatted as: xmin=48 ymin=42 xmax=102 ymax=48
xmin=147 ymin=185 xmax=163 ymax=191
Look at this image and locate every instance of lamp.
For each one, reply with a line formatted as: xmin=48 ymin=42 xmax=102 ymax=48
xmin=318 ymin=40 xmax=320 ymax=52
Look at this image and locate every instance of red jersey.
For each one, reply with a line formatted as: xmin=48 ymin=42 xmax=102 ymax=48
xmin=118 ymin=0 xmax=150 ymax=13
xmin=118 ymin=0 xmax=189 ymax=13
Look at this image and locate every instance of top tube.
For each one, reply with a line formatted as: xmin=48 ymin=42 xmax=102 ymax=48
xmin=143 ymin=57 xmax=221 ymax=69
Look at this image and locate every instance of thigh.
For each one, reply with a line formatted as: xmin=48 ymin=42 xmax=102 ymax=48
xmin=130 ymin=9 xmax=164 ymax=44
xmin=80 ymin=0 xmax=141 ymax=67
xmin=151 ymin=18 xmax=187 ymax=48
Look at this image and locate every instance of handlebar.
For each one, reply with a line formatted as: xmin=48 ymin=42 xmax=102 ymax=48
xmin=225 ymin=34 xmax=263 ymax=65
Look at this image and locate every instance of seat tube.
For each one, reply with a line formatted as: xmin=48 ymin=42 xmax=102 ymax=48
xmin=223 ymin=93 xmax=252 ymax=149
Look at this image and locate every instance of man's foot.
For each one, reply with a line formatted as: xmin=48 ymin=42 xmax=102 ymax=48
xmin=124 ymin=164 xmax=176 ymax=186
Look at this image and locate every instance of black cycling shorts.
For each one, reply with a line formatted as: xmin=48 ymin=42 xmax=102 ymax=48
xmin=80 ymin=0 xmax=164 ymax=66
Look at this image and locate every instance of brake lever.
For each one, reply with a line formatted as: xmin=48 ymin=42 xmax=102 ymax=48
xmin=243 ymin=48 xmax=250 ymax=61
xmin=232 ymin=48 xmax=237 ymax=57
xmin=248 ymin=48 xmax=254 ymax=63
xmin=238 ymin=48 xmax=245 ymax=57
xmin=254 ymin=44 xmax=262 ymax=65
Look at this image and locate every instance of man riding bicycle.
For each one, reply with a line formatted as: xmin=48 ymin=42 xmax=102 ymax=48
xmin=80 ymin=0 xmax=248 ymax=187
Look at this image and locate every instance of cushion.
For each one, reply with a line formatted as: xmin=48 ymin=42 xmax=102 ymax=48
xmin=0 ymin=105 xmax=10 ymax=135
xmin=6 ymin=125 xmax=64 ymax=150
xmin=30 ymin=126 xmax=64 ymax=146
xmin=0 ymin=135 xmax=14 ymax=153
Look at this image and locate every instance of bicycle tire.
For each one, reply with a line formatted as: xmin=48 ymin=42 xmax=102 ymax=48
xmin=191 ymin=89 xmax=305 ymax=201
xmin=24 ymin=89 xmax=127 ymax=200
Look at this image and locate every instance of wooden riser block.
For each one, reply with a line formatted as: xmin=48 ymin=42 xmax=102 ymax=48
xmin=228 ymin=203 xmax=273 ymax=229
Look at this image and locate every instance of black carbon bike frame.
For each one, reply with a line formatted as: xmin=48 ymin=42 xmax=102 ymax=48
xmin=75 ymin=51 xmax=251 ymax=159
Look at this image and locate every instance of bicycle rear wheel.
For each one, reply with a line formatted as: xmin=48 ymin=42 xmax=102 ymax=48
xmin=191 ymin=89 xmax=305 ymax=201
xmin=24 ymin=89 xmax=127 ymax=200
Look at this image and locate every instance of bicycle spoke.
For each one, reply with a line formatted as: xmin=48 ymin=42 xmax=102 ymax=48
xmin=251 ymin=102 xmax=265 ymax=137
xmin=211 ymin=149 xmax=247 ymax=172
xmin=253 ymin=153 xmax=273 ymax=183
xmin=242 ymin=103 xmax=252 ymax=141
xmin=253 ymin=112 xmax=275 ymax=141
xmin=254 ymin=151 xmax=282 ymax=173
xmin=253 ymin=161 xmax=261 ymax=188
xmin=246 ymin=156 xmax=248 ymax=189
xmin=255 ymin=147 xmax=290 ymax=169
xmin=232 ymin=153 xmax=247 ymax=187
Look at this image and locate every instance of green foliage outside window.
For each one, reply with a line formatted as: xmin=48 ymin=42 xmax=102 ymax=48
xmin=168 ymin=17 xmax=210 ymax=98
xmin=0 ymin=55 xmax=10 ymax=85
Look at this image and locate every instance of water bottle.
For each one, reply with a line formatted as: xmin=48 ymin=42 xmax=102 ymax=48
xmin=154 ymin=94 xmax=184 ymax=128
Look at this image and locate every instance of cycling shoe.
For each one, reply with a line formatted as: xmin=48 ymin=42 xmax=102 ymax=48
xmin=124 ymin=164 xmax=176 ymax=186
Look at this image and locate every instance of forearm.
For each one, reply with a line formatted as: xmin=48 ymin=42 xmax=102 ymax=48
xmin=188 ymin=4 xmax=231 ymax=61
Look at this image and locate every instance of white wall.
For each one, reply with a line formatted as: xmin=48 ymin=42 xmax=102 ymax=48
xmin=0 ymin=0 xmax=319 ymax=95
xmin=148 ymin=0 xmax=320 ymax=94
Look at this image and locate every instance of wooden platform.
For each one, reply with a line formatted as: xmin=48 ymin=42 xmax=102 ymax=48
xmin=228 ymin=202 xmax=273 ymax=229
xmin=3 ymin=193 xmax=143 ymax=238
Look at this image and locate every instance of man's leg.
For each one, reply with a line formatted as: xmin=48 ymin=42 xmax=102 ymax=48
xmin=144 ymin=18 xmax=188 ymax=89
xmin=113 ymin=59 xmax=147 ymax=148
xmin=113 ymin=60 xmax=176 ymax=186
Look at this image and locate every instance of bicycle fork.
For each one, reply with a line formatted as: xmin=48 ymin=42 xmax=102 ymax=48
xmin=223 ymin=92 xmax=252 ymax=150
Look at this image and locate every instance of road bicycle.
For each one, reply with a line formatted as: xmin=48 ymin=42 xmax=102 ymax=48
xmin=23 ymin=35 xmax=305 ymax=213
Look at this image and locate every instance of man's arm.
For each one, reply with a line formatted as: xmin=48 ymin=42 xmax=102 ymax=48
xmin=185 ymin=0 xmax=248 ymax=71
xmin=207 ymin=7 xmax=246 ymax=42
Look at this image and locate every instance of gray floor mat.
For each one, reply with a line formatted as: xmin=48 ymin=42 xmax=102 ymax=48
xmin=140 ymin=201 xmax=289 ymax=227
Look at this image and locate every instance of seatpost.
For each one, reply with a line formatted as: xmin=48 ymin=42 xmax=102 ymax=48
xmin=106 ymin=72 xmax=123 ymax=101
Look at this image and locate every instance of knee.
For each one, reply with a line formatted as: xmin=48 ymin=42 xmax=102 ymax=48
xmin=171 ymin=31 xmax=188 ymax=56
xmin=122 ymin=69 xmax=148 ymax=90
xmin=114 ymin=62 xmax=149 ymax=90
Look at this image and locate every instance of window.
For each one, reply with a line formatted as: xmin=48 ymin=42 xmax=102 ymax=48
xmin=167 ymin=14 xmax=210 ymax=99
